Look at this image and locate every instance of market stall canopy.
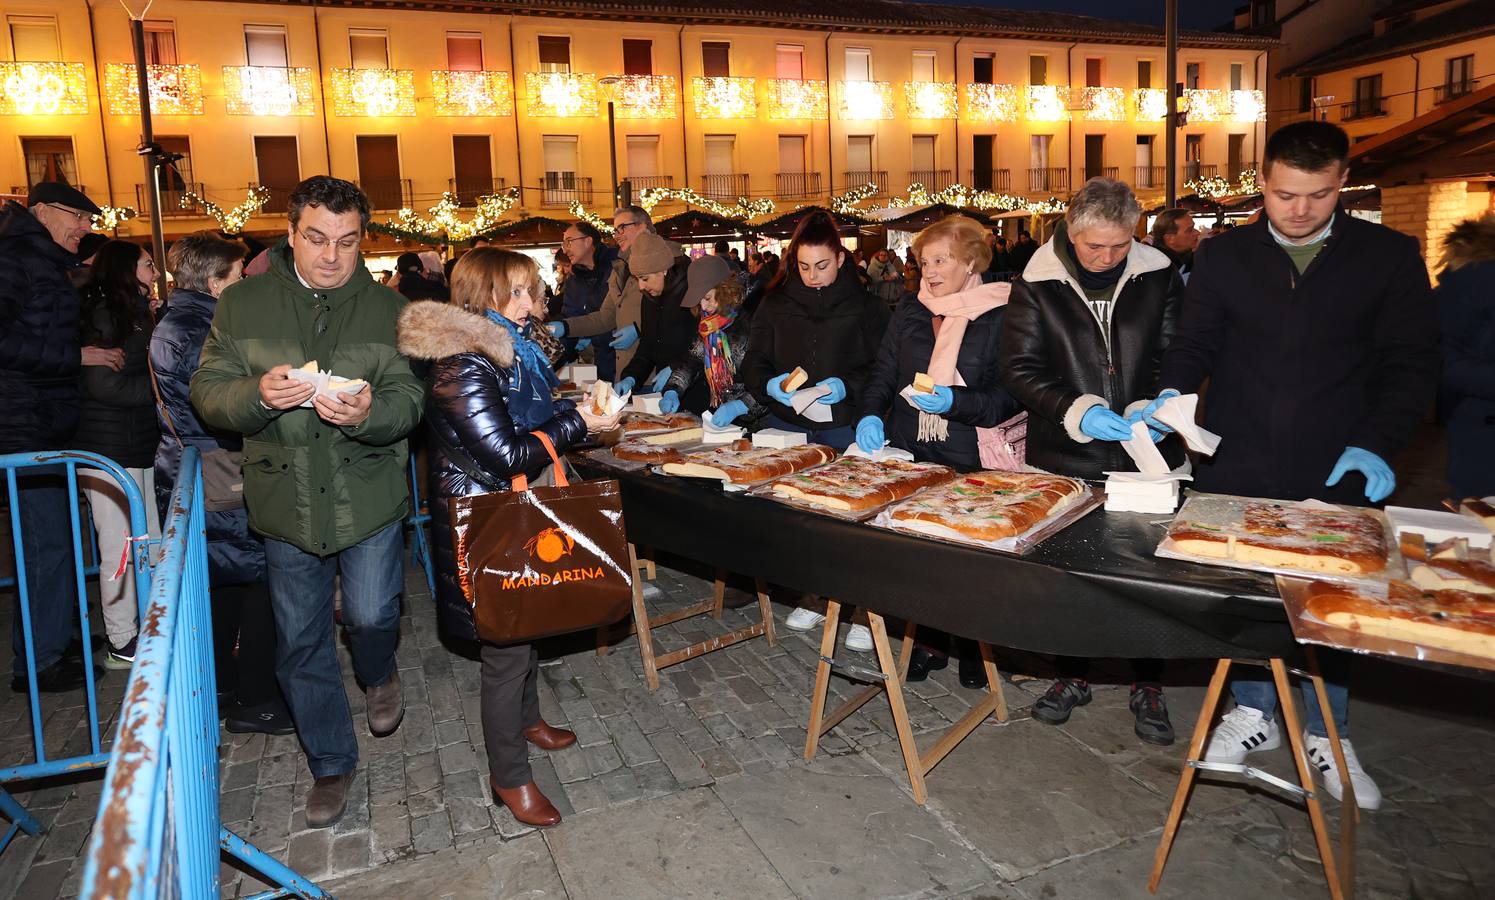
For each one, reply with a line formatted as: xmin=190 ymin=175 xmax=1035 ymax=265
xmin=651 ymin=210 xmax=757 ymax=243
xmin=1347 ymin=80 xmax=1495 ymax=184
xmin=476 ymin=216 xmax=573 ymax=247
xmin=751 ymin=205 xmax=874 ymax=239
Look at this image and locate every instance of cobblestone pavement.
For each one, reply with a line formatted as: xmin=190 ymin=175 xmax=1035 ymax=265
xmin=1 ymin=553 xmax=1492 ymax=899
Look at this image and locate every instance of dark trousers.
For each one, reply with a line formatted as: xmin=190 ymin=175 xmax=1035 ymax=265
xmin=10 ymin=466 xmax=80 ymax=675
xmin=1057 ymin=655 xmax=1164 ymax=687
xmin=480 ymin=642 xmax=540 ymax=789
xmin=213 ymin=580 xmax=284 ymax=708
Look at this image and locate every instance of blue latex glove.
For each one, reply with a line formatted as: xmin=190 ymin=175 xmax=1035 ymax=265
xmin=1326 ymin=446 xmax=1395 ymax=503
xmin=766 ymin=372 xmax=797 ymax=405
xmin=711 ymin=399 xmax=748 ymax=426
xmin=1125 ymin=411 xmax=1167 ymax=443
xmin=816 ymin=377 xmax=846 ymax=405
xmin=613 ymin=377 xmax=635 ymax=397
xmin=575 ymin=337 xmax=591 ymax=351
xmin=650 ymin=368 xmax=672 ymax=393
xmin=910 ymin=384 xmax=953 ymax=415
xmin=658 ymin=390 xmax=680 ymax=414
xmin=1080 ymin=404 xmax=1134 ymax=442
xmin=1137 ymin=388 xmax=1180 ymax=433
xmin=610 ymin=323 xmax=639 ymax=350
xmin=855 ymin=416 xmax=885 ymax=454
xmin=546 ymin=320 xmax=566 ymax=338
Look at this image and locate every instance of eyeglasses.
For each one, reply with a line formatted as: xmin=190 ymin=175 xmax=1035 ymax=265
xmin=614 ymin=220 xmax=644 ymax=232
xmin=45 ymin=203 xmax=91 ymax=224
xmin=296 ymin=228 xmax=361 ymax=254
xmin=561 ymin=235 xmax=590 ymax=245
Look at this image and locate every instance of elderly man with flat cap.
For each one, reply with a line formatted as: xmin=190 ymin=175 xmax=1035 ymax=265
xmin=1 ymin=183 xmax=126 ymax=693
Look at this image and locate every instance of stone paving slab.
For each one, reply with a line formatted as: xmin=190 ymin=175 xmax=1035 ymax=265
xmin=322 ymin=831 xmax=563 ymax=899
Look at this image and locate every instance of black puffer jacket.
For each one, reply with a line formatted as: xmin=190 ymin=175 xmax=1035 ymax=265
xmin=74 ymin=285 xmax=159 ymax=468
xmin=861 ymin=286 xmax=1021 ymax=471
xmin=741 ymin=259 xmax=891 ymax=430
xmin=396 ymin=300 xmax=588 ymax=642
xmin=1001 ymin=233 xmax=1185 ymax=480
xmin=619 ymin=254 xmax=696 ymax=388
xmin=150 ymin=288 xmax=265 ymax=587
xmin=0 ymin=200 xmax=83 ymax=453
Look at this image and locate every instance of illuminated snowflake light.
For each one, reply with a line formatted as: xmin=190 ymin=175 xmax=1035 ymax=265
xmin=525 ymin=72 xmax=598 ymax=117
xmin=105 ymin=64 xmax=203 ymax=116
xmin=963 ymin=83 xmax=1019 ymax=122
xmin=1133 ymin=88 xmax=1167 ymax=122
xmin=0 ymin=62 xmax=88 ymax=115
xmin=1183 ymin=89 xmax=1224 ymax=122
xmin=904 ymin=82 xmax=957 ymax=120
xmin=327 ymin=68 xmax=416 ymax=116
xmin=613 ymin=75 xmax=677 ymax=119
xmin=431 ymin=70 xmax=514 ymax=117
xmin=767 ymin=79 xmax=827 ymax=120
xmin=1026 ymin=85 xmax=1069 ymax=122
xmin=1079 ymin=87 xmax=1125 ymax=122
xmin=838 ymin=80 xmax=894 ymax=120
xmin=223 ymin=66 xmax=315 ymax=116
xmin=1228 ymin=89 xmax=1265 ymax=123
xmin=692 ymin=76 xmax=757 ymax=119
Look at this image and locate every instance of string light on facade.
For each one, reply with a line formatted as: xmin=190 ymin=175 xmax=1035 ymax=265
xmin=387 ymin=188 xmax=521 ymax=241
xmin=766 ymin=79 xmax=827 ymax=120
xmin=525 ymin=72 xmax=598 ymax=117
xmin=829 ymin=182 xmax=880 ymax=214
xmin=0 ymin=61 xmax=89 ymax=115
xmin=962 ymin=83 xmax=1019 ymax=122
xmin=104 ymin=63 xmax=204 ymax=115
xmin=611 ymin=75 xmax=677 ymax=119
xmin=1079 ymin=86 xmax=1126 ymax=122
xmin=692 ymin=76 xmax=757 ymax=119
xmin=1025 ymin=85 xmax=1069 ymax=122
xmin=222 ymin=66 xmax=315 ymax=116
xmin=179 ymin=186 xmax=271 ymax=234
xmin=568 ymin=202 xmax=616 ymax=233
xmin=431 ymin=70 xmax=514 ymax=116
xmin=838 ymin=80 xmax=895 ymax=120
xmin=903 ymin=82 xmax=957 ymax=120
xmin=92 ymin=205 xmax=138 ymax=231
xmin=327 ymin=68 xmax=416 ymax=116
xmin=1133 ymin=88 xmax=1167 ymax=122
xmin=637 ymin=186 xmax=774 ymax=219
xmin=1183 ymin=89 xmax=1224 ymax=122
xmin=1228 ymin=89 xmax=1266 ymax=123
xmin=889 ymin=181 xmax=1066 ymax=215
xmin=1186 ymin=169 xmax=1258 ymax=200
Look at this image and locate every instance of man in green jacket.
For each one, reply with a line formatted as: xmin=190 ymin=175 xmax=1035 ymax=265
xmin=191 ymin=176 xmax=424 ymax=827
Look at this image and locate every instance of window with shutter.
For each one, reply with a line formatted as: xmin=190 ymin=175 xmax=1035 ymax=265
xmin=912 ymin=50 xmax=936 ymax=82
xmin=702 ymin=42 xmax=731 ymax=78
xmin=1029 ymin=55 xmax=1047 ymax=86
xmin=144 ymin=21 xmax=177 ymax=66
xmin=349 ymin=28 xmax=388 ymax=69
xmin=8 ymin=16 xmax=60 ymax=61
xmin=538 ymin=35 xmax=571 ymax=74
xmin=447 ymin=33 xmax=483 ymax=71
xmin=245 ymin=25 xmax=289 ymax=67
xmin=973 ymin=53 xmax=994 ymax=85
xmin=776 ymin=45 xmax=804 ymax=80
xmin=623 ymin=39 xmax=653 ymax=76
xmin=845 ymin=48 xmax=871 ymax=81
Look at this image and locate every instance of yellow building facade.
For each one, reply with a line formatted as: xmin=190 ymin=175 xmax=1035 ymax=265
xmin=1 ymin=0 xmax=1273 ymax=242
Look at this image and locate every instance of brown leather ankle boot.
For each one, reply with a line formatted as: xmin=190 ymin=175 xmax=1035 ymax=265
xmin=491 ymin=777 xmax=561 ymax=827
xmin=523 ymin=720 xmax=577 ymax=750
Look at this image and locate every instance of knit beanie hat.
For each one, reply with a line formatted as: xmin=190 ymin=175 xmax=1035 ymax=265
xmin=628 ymin=231 xmax=673 ymax=277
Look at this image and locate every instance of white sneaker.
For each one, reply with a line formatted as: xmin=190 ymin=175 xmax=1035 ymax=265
xmin=844 ymin=624 xmax=874 ymax=653
xmin=1304 ymin=732 xmax=1382 ymax=810
xmin=1203 ymin=705 xmax=1281 ymax=764
xmin=784 ymin=607 xmax=826 ymax=632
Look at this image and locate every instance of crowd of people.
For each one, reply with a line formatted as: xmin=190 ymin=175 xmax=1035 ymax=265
xmin=1 ymin=119 xmax=1491 ymax=833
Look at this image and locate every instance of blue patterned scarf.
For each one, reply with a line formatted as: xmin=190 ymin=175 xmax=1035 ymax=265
xmin=485 ymin=310 xmax=559 ymax=432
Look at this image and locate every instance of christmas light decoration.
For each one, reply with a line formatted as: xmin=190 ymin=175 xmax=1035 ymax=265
xmin=0 ymin=62 xmax=89 ymax=115
xmin=385 ymin=188 xmax=522 ymax=242
xmin=766 ymin=79 xmax=827 ymax=120
xmin=104 ymin=63 xmax=203 ymax=116
xmin=637 ymin=187 xmax=774 ymax=219
xmin=903 ymin=82 xmax=957 ymax=120
xmin=1078 ymin=87 xmax=1126 ymax=122
xmin=1183 ymin=89 xmax=1224 ymax=122
xmin=1186 ymin=169 xmax=1258 ymax=200
xmin=612 ymin=75 xmax=677 ymax=119
xmin=692 ymin=76 xmax=757 ymax=119
xmin=327 ymin=68 xmax=416 ymax=117
xmin=838 ymin=80 xmax=895 ymax=120
xmin=525 ymin=72 xmax=598 ymax=117
xmin=431 ymin=70 xmax=513 ymax=117
xmin=962 ymin=83 xmax=1020 ymax=122
xmin=179 ymin=186 xmax=271 ymax=234
xmin=1133 ymin=88 xmax=1167 ymax=122
xmin=888 ymin=181 xmax=1066 ymax=215
xmin=830 ymin=182 xmax=880 ymax=214
xmin=1026 ymin=85 xmax=1069 ymax=122
xmin=1228 ymin=89 xmax=1266 ymax=123
xmin=568 ymin=202 xmax=616 ymax=233
xmin=223 ymin=66 xmax=315 ymax=116
xmin=92 ymin=205 xmax=138 ymax=231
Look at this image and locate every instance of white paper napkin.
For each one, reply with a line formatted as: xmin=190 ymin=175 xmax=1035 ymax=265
xmin=1152 ymin=393 xmax=1221 ymax=456
xmin=287 ymin=367 xmax=368 ymax=408
xmin=701 ymin=409 xmax=746 ymax=442
xmin=1121 ymin=420 xmax=1171 ymax=475
xmin=843 ymin=442 xmax=916 ymax=463
xmin=790 ymin=384 xmax=833 ymax=423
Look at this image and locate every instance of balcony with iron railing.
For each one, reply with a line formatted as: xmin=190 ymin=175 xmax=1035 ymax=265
xmin=1339 ymin=98 xmax=1387 ymax=121
xmin=137 ymin=181 xmax=204 ymax=218
xmin=448 ymin=177 xmax=507 ymax=207
xmin=626 ymin=175 xmax=674 ymax=204
xmin=1081 ymin=166 xmax=1119 ymax=183
xmin=969 ymin=169 xmax=1012 ymax=192
xmin=250 ymin=183 xmax=293 ymax=214
xmin=776 ymin=171 xmax=822 ymax=200
xmin=701 ymin=173 xmax=750 ymax=201
xmin=908 ymin=169 xmax=953 ymax=191
xmin=542 ymin=172 xmax=592 ymax=208
xmin=1227 ymin=160 xmax=1259 ymax=181
xmin=1027 ymin=168 xmax=1068 ymax=193
xmin=358 ymin=178 xmax=412 ymax=211
xmin=1435 ymin=78 xmax=1479 ymax=105
xmin=843 ymin=170 xmax=889 ymax=194
xmin=1134 ymin=166 xmax=1168 ymax=189
xmin=1182 ymin=163 xmax=1219 ymax=183
xmin=13 ymin=184 xmax=86 ymax=198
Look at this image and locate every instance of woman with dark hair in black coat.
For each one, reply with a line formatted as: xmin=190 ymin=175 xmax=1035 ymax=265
xmin=75 ymin=240 xmax=162 ymax=667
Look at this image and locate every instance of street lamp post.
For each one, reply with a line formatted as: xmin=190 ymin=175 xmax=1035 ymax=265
xmin=599 ymin=76 xmax=621 ymax=210
xmin=127 ymin=11 xmax=170 ymax=301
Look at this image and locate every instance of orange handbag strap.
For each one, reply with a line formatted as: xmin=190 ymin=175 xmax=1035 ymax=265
xmin=510 ymin=431 xmax=568 ymax=493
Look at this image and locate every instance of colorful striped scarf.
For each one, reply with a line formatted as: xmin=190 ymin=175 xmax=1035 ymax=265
xmin=698 ymin=309 xmax=739 ymax=407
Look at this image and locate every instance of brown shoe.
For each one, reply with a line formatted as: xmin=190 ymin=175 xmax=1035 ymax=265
xmin=366 ymin=670 xmax=404 ymax=737
xmin=306 ymin=772 xmax=352 ymax=828
xmin=491 ymin=777 xmax=561 ymax=827
xmin=523 ymin=720 xmax=577 ymax=751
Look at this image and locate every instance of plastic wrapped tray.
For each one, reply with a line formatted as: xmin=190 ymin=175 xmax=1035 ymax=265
xmin=869 ymin=485 xmax=1104 ymax=556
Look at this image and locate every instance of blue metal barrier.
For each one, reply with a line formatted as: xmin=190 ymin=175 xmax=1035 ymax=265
xmin=79 ymin=449 xmax=328 ymax=899
xmin=407 ymin=454 xmax=436 ymax=598
xmin=0 ymin=450 xmax=154 ymax=855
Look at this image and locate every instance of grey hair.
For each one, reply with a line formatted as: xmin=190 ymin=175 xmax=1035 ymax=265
xmin=1066 ymin=177 xmax=1142 ymax=235
xmin=613 ymin=204 xmax=653 ymax=230
xmin=167 ymin=231 xmax=245 ymax=293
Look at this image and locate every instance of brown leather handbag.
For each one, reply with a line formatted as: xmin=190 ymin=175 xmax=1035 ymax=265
xmin=447 ymin=432 xmax=633 ymax=644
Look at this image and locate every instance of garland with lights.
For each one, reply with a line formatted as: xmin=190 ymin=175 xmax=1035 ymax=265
xmin=829 ymin=182 xmax=881 ymax=215
xmin=1185 ymin=169 xmax=1259 ymax=202
xmin=379 ymin=188 xmax=522 ymax=243
xmin=637 ymin=187 xmax=775 ymax=220
xmin=568 ymin=202 xmax=615 ymax=234
xmin=888 ymin=182 xmax=1066 ymax=215
xmin=179 ymin=186 xmax=270 ymax=235
xmin=92 ymin=205 xmax=138 ymax=231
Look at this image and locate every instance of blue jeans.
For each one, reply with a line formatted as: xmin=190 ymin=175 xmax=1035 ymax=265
xmin=10 ymin=466 xmax=80 ymax=675
xmin=265 ymin=521 xmax=404 ymax=777
xmin=1231 ymin=674 xmax=1349 ymax=739
xmin=762 ymin=414 xmax=856 ymax=453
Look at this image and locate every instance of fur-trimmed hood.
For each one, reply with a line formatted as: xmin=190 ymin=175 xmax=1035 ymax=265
xmin=1442 ymin=214 xmax=1495 ymax=272
xmin=396 ymin=300 xmax=515 ymax=367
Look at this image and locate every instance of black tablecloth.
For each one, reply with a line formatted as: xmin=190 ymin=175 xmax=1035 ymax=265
xmin=572 ymin=459 xmax=1298 ymax=660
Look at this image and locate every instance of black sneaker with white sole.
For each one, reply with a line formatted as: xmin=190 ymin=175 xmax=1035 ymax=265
xmin=1032 ymin=678 xmax=1091 ymax=725
xmin=1128 ymin=684 xmax=1175 ymax=746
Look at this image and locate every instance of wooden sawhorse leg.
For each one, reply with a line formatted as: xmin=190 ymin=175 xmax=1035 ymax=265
xmin=594 ymin=542 xmax=671 ymax=657
xmin=1149 ymin=657 xmax=1354 ymax=899
xmin=803 ymin=607 xmax=1007 ymax=805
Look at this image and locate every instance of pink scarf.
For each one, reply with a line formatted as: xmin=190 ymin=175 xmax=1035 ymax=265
xmin=915 ymin=273 xmax=1011 ymax=443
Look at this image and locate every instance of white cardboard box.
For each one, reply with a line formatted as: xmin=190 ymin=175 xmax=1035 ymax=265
xmin=752 ymin=428 xmax=807 ymax=449
xmin=631 ymin=393 xmax=665 ymax=414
